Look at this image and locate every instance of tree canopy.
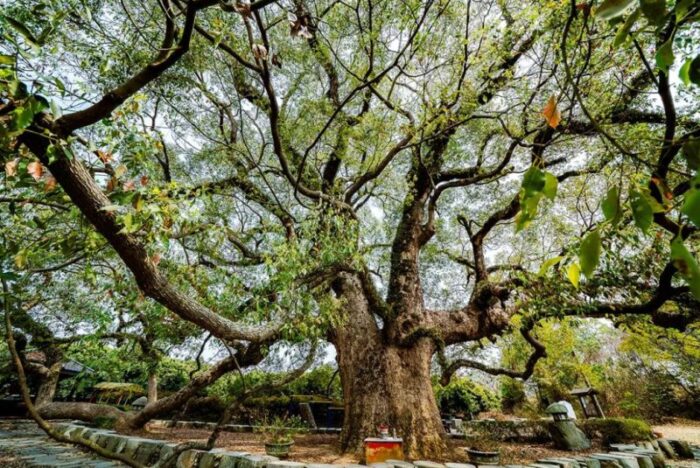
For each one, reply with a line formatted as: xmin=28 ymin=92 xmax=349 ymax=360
xmin=0 ymin=0 xmax=699 ymax=459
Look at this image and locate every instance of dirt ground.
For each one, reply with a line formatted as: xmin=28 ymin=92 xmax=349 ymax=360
xmin=654 ymin=418 xmax=700 ymax=445
xmin=133 ymin=427 xmax=602 ymax=465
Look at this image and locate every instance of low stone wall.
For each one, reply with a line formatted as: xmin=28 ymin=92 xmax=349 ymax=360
xmin=461 ymin=419 xmax=551 ymax=443
xmin=149 ymin=419 xmax=341 ymax=434
xmin=50 ymin=422 xmax=700 ymax=468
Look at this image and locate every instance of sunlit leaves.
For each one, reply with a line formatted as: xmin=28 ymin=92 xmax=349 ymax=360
xmin=543 ymin=172 xmax=558 ymax=200
xmin=670 ymin=237 xmax=700 ymax=300
xmin=614 ymin=8 xmax=640 ymax=48
xmin=538 ymin=256 xmax=563 ymax=277
xmin=594 ymin=0 xmax=636 ymax=20
xmin=0 ymin=54 xmax=14 ymax=66
xmin=579 ymin=230 xmax=601 ymax=278
xmin=542 ymin=96 xmax=561 ymax=128
xmin=567 ymin=263 xmax=581 ymax=289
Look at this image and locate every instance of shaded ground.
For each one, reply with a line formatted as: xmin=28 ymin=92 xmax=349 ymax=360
xmin=136 ymin=426 xmax=602 ymax=465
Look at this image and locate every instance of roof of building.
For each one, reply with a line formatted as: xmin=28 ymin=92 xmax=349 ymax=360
xmin=570 ymin=387 xmax=598 ymax=396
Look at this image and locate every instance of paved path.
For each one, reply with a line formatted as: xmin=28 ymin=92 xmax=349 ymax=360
xmin=0 ymin=420 xmax=124 ymax=467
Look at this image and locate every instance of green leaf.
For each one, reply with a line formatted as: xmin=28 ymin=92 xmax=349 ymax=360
xmin=682 ymin=190 xmax=700 ymax=228
xmin=601 ymin=187 xmax=621 ymax=225
xmin=2 ymin=15 xmax=40 ymax=47
xmin=682 ymin=178 xmax=700 ymax=228
xmin=543 ymin=172 xmax=558 ymax=200
xmin=515 ymin=166 xmax=547 ymax=232
xmin=655 ymin=40 xmax=675 ymax=74
xmin=0 ymin=54 xmax=15 ymax=66
xmin=639 ymin=0 xmax=666 ymax=25
xmin=670 ymin=237 xmax=700 ymax=300
xmin=579 ymin=230 xmax=602 ymax=278
xmin=614 ymin=8 xmax=641 ymax=47
xmin=675 ymin=0 xmax=694 ymax=19
xmin=681 ymin=139 xmax=700 ymax=170
xmin=678 ymin=55 xmax=700 ymax=87
xmin=688 ymin=55 xmax=700 ymax=85
xmin=630 ymin=189 xmax=653 ymax=233
xmin=522 ymin=166 xmax=545 ymax=195
xmin=567 ymin=263 xmax=581 ymax=289
xmin=11 ymin=105 xmax=34 ymax=130
xmin=538 ymin=256 xmax=564 ymax=277
xmin=595 ymin=0 xmax=636 ymax=20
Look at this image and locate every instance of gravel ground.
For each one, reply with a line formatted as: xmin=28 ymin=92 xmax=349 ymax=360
xmin=136 ymin=426 xmax=602 ymax=465
xmin=654 ymin=419 xmax=700 ymax=445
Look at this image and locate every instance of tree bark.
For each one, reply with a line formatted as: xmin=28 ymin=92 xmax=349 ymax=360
xmin=331 ymin=275 xmax=447 ymax=459
xmin=147 ymin=373 xmax=158 ymax=404
xmin=34 ymin=362 xmax=62 ymax=408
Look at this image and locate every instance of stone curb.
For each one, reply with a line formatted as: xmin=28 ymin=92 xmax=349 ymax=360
xmin=46 ymin=424 xmax=700 ymax=468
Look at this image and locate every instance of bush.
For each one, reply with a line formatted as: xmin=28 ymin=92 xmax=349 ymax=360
xmin=500 ymin=378 xmax=527 ymax=412
xmin=581 ymin=417 xmax=652 ymax=444
xmin=434 ymin=377 xmax=499 ymax=417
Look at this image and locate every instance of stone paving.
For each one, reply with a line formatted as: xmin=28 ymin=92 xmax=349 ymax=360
xmin=0 ymin=420 xmax=124 ymax=467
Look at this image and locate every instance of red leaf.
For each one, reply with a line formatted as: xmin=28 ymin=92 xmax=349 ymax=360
xmin=542 ymin=96 xmax=562 ymax=129
xmin=140 ymin=175 xmax=149 ymax=186
xmin=123 ymin=180 xmax=136 ymax=191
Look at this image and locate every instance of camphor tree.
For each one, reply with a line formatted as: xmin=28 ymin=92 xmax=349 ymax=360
xmin=1 ymin=0 xmax=700 ymax=459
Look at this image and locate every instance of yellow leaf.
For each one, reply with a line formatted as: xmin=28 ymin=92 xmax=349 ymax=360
xmin=542 ymin=96 xmax=561 ymax=128
xmin=14 ymin=250 xmax=27 ymax=269
xmin=567 ymin=262 xmax=581 ymax=288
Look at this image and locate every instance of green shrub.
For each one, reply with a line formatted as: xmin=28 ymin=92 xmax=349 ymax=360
xmin=581 ymin=417 xmax=652 ymax=444
xmin=433 ymin=377 xmax=499 ymax=416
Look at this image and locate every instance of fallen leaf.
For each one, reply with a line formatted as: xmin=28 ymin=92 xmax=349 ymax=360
xmin=542 ymin=96 xmax=561 ymax=128
xmin=27 ymin=161 xmax=43 ymax=181
xmin=5 ymin=158 xmax=19 ymax=177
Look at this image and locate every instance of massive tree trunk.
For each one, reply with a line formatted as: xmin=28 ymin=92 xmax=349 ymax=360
xmin=331 ymin=275 xmax=447 ymax=460
xmin=34 ymin=362 xmax=62 ymax=408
